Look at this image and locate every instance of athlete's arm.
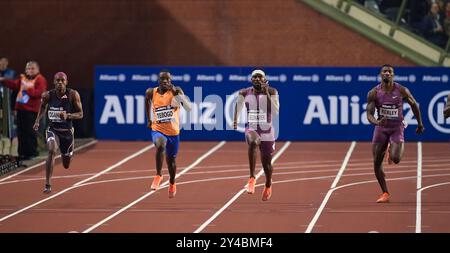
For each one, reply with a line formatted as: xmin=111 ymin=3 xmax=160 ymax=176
xmin=64 ymin=90 xmax=83 ymax=120
xmin=267 ymin=87 xmax=280 ymax=115
xmin=444 ymin=94 xmax=450 ymax=119
xmin=366 ymin=89 xmax=386 ymax=126
xmin=233 ymin=90 xmax=246 ymax=129
xmin=401 ymin=86 xmax=424 ymax=134
xmin=33 ymin=92 xmax=49 ymax=131
xmin=145 ymin=88 xmax=153 ymax=129
xmin=173 ymin=86 xmax=192 ymax=112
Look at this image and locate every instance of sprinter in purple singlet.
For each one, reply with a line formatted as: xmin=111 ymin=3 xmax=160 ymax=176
xmin=367 ymin=64 xmax=424 ymax=203
xmin=233 ymin=69 xmax=279 ymax=201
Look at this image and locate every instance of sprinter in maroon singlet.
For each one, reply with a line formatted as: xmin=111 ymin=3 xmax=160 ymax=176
xmin=367 ymin=64 xmax=424 ymax=203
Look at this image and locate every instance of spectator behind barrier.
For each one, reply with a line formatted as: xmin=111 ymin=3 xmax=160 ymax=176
xmin=421 ymin=2 xmax=449 ymax=48
xmin=408 ymin=0 xmax=431 ymax=35
xmin=444 ymin=1 xmax=450 ymax=37
xmin=379 ymin=0 xmax=403 ymax=21
xmin=0 ymin=61 xmax=47 ymax=160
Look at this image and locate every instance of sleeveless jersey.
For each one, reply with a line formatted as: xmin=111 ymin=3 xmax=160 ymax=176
xmin=151 ymin=88 xmax=180 ymax=136
xmin=243 ymin=87 xmax=274 ymax=140
xmin=374 ymin=82 xmax=404 ymax=127
xmin=47 ymin=88 xmax=73 ymax=129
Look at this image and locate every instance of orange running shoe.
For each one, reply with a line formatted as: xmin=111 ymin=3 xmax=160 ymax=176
xmin=246 ymin=177 xmax=256 ymax=194
xmin=151 ymin=175 xmax=163 ymax=190
xmin=168 ymin=183 xmax=176 ymax=198
xmin=376 ymin=192 xmax=390 ymax=203
xmin=262 ymin=186 xmax=272 ymax=201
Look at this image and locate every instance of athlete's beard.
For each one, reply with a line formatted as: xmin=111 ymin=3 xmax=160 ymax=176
xmin=382 ymin=77 xmax=390 ymax=83
xmin=253 ymin=83 xmax=262 ymax=91
xmin=56 ymin=87 xmax=66 ymax=96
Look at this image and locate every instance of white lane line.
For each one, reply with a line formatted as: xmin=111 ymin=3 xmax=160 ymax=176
xmin=193 ymin=141 xmax=291 ymax=233
xmin=305 ymin=141 xmax=356 ymax=233
xmin=9 ymin=161 xmax=450 ymax=187
xmin=82 ymin=141 xmax=226 ymax=233
xmin=0 ymin=140 xmax=98 ymax=183
xmin=417 ymin=179 xmax=450 ymax=233
xmin=418 ymin=182 xmax=450 ymax=192
xmin=79 ymin=167 xmax=449 ymax=191
xmin=0 ymin=144 xmax=154 ymax=223
xmin=416 ymin=142 xmax=422 ymax=233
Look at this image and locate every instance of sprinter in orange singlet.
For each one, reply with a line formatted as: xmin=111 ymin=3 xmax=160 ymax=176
xmin=145 ymin=70 xmax=191 ymax=198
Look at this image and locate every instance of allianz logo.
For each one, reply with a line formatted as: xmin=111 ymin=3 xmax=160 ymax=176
xmin=196 ymin=74 xmax=223 ymax=82
xmin=393 ymin=75 xmax=416 ymax=82
xmin=228 ymin=74 xmax=288 ymax=83
xmin=428 ymin=90 xmax=450 ymax=134
xmin=131 ymin=74 xmax=151 ymax=81
xmin=422 ymin=75 xmax=449 ymax=83
xmin=132 ymin=74 xmax=192 ymax=82
xmin=303 ymin=95 xmax=418 ymax=125
xmin=99 ymin=74 xmax=126 ymax=82
xmin=147 ymin=74 xmax=191 ymax=82
xmin=265 ymin=74 xmax=287 ymax=83
xmin=228 ymin=74 xmax=250 ymax=82
xmin=357 ymin=75 xmax=380 ymax=82
xmin=293 ymin=74 xmax=320 ymax=82
xmin=172 ymin=74 xmax=191 ymax=82
xmin=325 ymin=74 xmax=352 ymax=83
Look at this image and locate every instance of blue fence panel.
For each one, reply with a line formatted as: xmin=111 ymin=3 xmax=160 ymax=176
xmin=94 ymin=66 xmax=450 ymax=141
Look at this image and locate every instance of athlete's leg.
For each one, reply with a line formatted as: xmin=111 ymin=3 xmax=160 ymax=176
xmin=388 ymin=142 xmax=404 ymax=164
xmin=388 ymin=126 xmax=405 ymax=164
xmin=62 ymin=156 xmax=72 ymax=169
xmin=61 ymin=129 xmax=74 ymax=169
xmin=372 ymin=127 xmax=390 ymax=194
xmin=246 ymin=130 xmax=260 ymax=179
xmin=261 ymin=154 xmax=273 ymax=187
xmin=44 ymin=130 xmax=59 ymax=193
xmin=166 ymin=156 xmax=176 ymax=184
xmin=165 ymin=135 xmax=179 ymax=185
xmin=260 ymin=142 xmax=275 ymax=188
xmin=260 ymin=141 xmax=275 ymax=201
xmin=152 ymin=131 xmax=167 ymax=176
xmin=245 ymin=130 xmax=260 ymax=194
xmin=373 ymin=142 xmax=389 ymax=193
xmin=165 ymin=135 xmax=179 ymax=198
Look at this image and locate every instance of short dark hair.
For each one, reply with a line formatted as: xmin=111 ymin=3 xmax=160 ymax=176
xmin=159 ymin=69 xmax=170 ymax=74
xmin=381 ymin=64 xmax=393 ymax=70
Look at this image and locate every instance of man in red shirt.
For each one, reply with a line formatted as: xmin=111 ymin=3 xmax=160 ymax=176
xmin=0 ymin=61 xmax=47 ymax=160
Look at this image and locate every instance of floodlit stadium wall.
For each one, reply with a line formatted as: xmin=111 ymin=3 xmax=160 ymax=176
xmin=95 ymin=66 xmax=450 ymax=141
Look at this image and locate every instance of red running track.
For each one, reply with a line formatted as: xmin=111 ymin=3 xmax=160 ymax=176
xmin=0 ymin=141 xmax=449 ymax=233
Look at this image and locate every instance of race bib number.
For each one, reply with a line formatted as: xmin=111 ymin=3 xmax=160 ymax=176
xmin=48 ymin=110 xmax=64 ymax=123
xmin=248 ymin=110 xmax=268 ymax=123
xmin=379 ymin=104 xmax=399 ymax=119
xmin=155 ymin=106 xmax=175 ymax=123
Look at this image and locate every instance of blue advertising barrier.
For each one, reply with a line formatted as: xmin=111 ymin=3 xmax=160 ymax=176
xmin=95 ymin=66 xmax=450 ymax=141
